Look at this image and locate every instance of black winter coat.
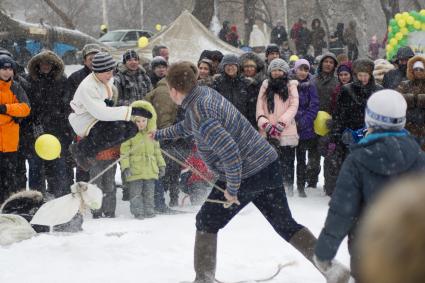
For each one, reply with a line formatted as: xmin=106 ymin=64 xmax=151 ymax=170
xmin=332 ymin=80 xmax=383 ymax=142
xmin=382 ymin=68 xmax=407 ymax=90
xmin=67 ymin=65 xmax=91 ymax=99
xmin=212 ymin=74 xmax=250 ymax=119
xmin=270 ymin=26 xmax=288 ymax=46
xmin=315 ymin=134 xmax=425 ymax=260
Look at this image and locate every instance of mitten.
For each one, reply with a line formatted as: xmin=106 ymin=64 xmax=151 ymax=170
xmin=261 ymin=122 xmax=273 ymax=134
xmin=275 ymin=122 xmax=285 ymax=133
xmin=104 ymin=99 xmax=114 ymax=107
xmin=123 ymin=168 xmax=132 ymax=180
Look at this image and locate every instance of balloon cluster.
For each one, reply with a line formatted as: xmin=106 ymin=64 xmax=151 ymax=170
xmin=386 ymin=10 xmax=425 ymax=60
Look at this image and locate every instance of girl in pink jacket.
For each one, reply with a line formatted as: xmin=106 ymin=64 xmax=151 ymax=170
xmin=256 ymin=58 xmax=299 ymax=196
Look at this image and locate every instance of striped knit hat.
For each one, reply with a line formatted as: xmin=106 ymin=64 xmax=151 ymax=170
xmin=92 ymin=52 xmax=115 ymax=73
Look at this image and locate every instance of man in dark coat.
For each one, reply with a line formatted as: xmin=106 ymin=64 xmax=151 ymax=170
xmin=308 ymin=53 xmax=338 ymax=189
xmin=212 ymin=54 xmax=250 ymax=119
xmin=383 ymin=46 xmax=415 ymax=89
xmin=25 ymin=50 xmax=74 ymax=197
xmin=66 ymin=44 xmax=100 ymax=183
xmin=270 ymin=20 xmax=288 ymax=47
xmin=314 ymin=89 xmax=425 ymax=280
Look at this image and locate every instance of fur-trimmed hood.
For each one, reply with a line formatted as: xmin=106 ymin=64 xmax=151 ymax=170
xmin=317 ymin=52 xmax=337 ymax=75
xmin=27 ymin=50 xmax=65 ymax=81
xmin=130 ymin=100 xmax=157 ymax=132
xmin=239 ymin=52 xmax=266 ymax=74
xmin=407 ymin=55 xmax=425 ymax=81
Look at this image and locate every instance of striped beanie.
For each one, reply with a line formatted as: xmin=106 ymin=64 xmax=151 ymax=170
xmin=92 ymin=52 xmax=115 ymax=73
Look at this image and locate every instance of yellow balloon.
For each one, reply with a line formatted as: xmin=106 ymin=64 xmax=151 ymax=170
xmin=386 ymin=45 xmax=393 ymax=52
xmin=389 ymin=38 xmax=398 ymax=46
xmin=155 ymin=24 xmax=162 ymax=31
xmin=35 ymin=134 xmax=61 ymax=160
xmin=413 ymin=21 xmax=421 ymax=29
xmin=314 ymin=111 xmax=332 ymax=137
xmin=138 ymin=36 xmax=149 ymax=48
xmin=406 ymin=16 xmax=414 ymax=25
xmin=402 ymin=12 xmax=409 ymax=18
xmin=388 ymin=26 xmax=392 ymax=33
xmin=422 ymin=23 xmax=425 ymax=31
xmin=395 ymin=32 xmax=403 ymax=40
xmin=394 ymin=13 xmax=402 ymax=21
xmin=397 ymin=19 xmax=406 ymax=27
xmin=401 ymin=27 xmax=409 ymax=35
xmin=421 ymin=10 xmax=425 ymax=16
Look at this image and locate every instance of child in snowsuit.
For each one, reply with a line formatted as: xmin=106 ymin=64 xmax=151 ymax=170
xmin=120 ymin=100 xmax=165 ymax=219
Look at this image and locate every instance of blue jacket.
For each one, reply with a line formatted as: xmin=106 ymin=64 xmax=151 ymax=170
xmin=315 ymin=132 xmax=425 ymax=260
xmin=155 ymin=85 xmax=278 ymax=196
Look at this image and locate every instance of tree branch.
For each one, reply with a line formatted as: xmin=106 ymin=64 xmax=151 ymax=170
xmin=42 ymin=0 xmax=75 ymax=29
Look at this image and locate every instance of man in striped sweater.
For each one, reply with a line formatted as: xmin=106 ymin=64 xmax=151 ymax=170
xmin=153 ymin=61 xmax=350 ymax=283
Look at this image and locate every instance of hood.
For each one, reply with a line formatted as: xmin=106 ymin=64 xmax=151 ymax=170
xmin=239 ymin=52 xmax=265 ymax=74
xmin=318 ymin=52 xmax=337 ymax=75
xmin=130 ymin=100 xmax=157 ymax=132
xmin=27 ymin=50 xmax=64 ymax=81
xmin=117 ymin=62 xmax=147 ymax=75
xmin=407 ymin=55 xmax=425 ymax=81
xmin=351 ymin=135 xmax=421 ymax=176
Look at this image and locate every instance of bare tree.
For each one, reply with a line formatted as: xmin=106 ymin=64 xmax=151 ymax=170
xmin=42 ymin=0 xmax=76 ymax=29
xmin=192 ymin=0 xmax=214 ymax=28
xmin=379 ymin=0 xmax=400 ymax=25
xmin=411 ymin=0 xmax=423 ymax=10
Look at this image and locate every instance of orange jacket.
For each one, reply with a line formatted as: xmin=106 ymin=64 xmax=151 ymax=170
xmin=0 ymin=80 xmax=31 ymax=152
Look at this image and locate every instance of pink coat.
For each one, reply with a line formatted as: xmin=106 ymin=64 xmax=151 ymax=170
xmin=256 ymin=79 xmax=299 ymax=146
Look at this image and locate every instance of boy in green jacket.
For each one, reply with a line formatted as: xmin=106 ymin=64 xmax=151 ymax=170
xmin=120 ymin=100 xmax=166 ymax=219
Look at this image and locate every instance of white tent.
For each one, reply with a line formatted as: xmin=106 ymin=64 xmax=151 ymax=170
xmin=138 ymin=10 xmax=244 ymax=63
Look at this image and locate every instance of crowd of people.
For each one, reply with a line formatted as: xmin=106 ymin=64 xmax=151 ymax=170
xmin=1 ymin=15 xmax=425 ymax=282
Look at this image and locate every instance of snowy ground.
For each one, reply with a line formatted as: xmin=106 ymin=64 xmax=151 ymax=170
xmin=0 ymin=185 xmax=349 ymax=283
xmin=0 ymin=65 xmax=349 ymax=282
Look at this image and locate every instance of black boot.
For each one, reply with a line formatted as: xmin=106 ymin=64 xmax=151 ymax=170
xmin=298 ymin=186 xmax=307 ymax=198
xmin=69 ymin=143 xmax=95 ymax=171
xmin=194 ymin=231 xmax=217 ymax=283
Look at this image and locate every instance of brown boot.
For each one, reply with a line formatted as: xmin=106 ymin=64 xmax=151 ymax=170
xmin=289 ymin=228 xmax=350 ymax=283
xmin=194 ymin=231 xmax=217 ymax=283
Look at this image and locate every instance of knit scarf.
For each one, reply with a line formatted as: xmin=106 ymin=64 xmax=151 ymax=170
xmin=266 ymin=77 xmax=289 ymax=113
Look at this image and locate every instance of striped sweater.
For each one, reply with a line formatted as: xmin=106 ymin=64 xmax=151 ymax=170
xmin=155 ymin=85 xmax=278 ymax=195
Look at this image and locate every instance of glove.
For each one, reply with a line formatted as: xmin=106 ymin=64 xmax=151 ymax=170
xmin=261 ymin=122 xmax=273 ymax=134
xmin=275 ymin=122 xmax=285 ymax=133
xmin=131 ymin=107 xmax=153 ymax=119
xmin=327 ymin=142 xmax=336 ymax=155
xmin=123 ymin=168 xmax=132 ymax=180
xmin=268 ymin=125 xmax=281 ymax=137
xmin=0 ymin=104 xmax=6 ymax=114
xmin=104 ymin=99 xmax=114 ymax=107
xmin=313 ymin=255 xmax=351 ymax=283
xmin=158 ymin=166 xmax=166 ymax=178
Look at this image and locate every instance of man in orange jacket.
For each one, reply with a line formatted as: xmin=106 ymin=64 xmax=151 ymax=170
xmin=0 ymin=55 xmax=30 ymax=203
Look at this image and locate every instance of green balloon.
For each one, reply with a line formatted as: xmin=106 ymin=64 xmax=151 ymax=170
xmin=399 ymin=38 xmax=407 ymax=46
xmin=408 ymin=25 xmax=414 ymax=32
xmin=393 ymin=25 xmax=400 ymax=33
xmin=411 ymin=11 xmax=420 ymax=19
xmin=389 ymin=19 xmax=397 ymax=26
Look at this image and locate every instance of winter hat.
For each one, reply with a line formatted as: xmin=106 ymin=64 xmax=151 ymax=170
xmin=413 ymin=61 xmax=425 ymax=70
xmin=353 ymin=58 xmax=374 ymax=75
xmin=92 ymin=52 xmax=115 ymax=73
xmin=198 ymin=58 xmax=213 ymax=69
xmin=220 ymin=54 xmax=239 ymax=68
xmin=0 ymin=55 xmax=16 ymax=70
xmin=365 ymin=89 xmax=407 ymax=130
xmin=82 ymin=44 xmax=100 ymax=59
xmin=242 ymin=59 xmax=257 ymax=68
xmin=268 ymin=58 xmax=290 ymax=75
xmin=151 ymin=56 xmax=168 ymax=70
xmin=0 ymin=48 xmax=13 ymax=58
xmin=122 ymin=49 xmax=139 ymax=63
xmin=337 ymin=62 xmax=353 ymax=74
xmin=294 ymin=59 xmax=310 ymax=70
xmin=265 ymin=44 xmax=280 ymax=57
xmin=396 ymin=46 xmax=415 ymax=61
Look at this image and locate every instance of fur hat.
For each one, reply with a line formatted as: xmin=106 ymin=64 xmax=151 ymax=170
xmin=92 ymin=52 xmax=115 ymax=73
xmin=353 ymin=58 xmax=374 ymax=75
xmin=407 ymin=56 xmax=425 ymax=80
xmin=151 ymin=56 xmax=168 ymax=70
xmin=268 ymin=58 xmax=290 ymax=75
xmin=365 ymin=89 xmax=407 ymax=130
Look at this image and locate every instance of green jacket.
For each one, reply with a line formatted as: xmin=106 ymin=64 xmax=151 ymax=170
xmin=145 ymin=78 xmax=178 ymax=129
xmin=120 ymin=100 xmax=166 ymax=181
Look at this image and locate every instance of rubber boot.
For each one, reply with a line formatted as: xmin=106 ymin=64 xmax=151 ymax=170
xmin=298 ymin=186 xmax=307 ymax=198
xmin=289 ymin=228 xmax=350 ymax=283
xmin=194 ymin=231 xmax=217 ymax=283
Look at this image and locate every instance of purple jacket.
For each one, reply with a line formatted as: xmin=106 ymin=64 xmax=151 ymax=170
xmin=293 ymin=72 xmax=319 ymax=140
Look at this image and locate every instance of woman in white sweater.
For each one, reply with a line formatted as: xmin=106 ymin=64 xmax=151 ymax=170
xmin=68 ymin=52 xmax=152 ymax=170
